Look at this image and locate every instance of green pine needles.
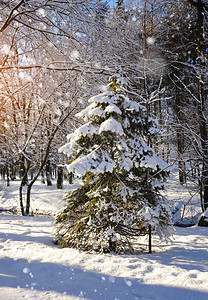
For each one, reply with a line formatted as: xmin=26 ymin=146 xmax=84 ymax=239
xmin=55 ymin=74 xmax=172 ymax=253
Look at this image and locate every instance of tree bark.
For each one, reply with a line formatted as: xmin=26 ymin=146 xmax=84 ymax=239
xmin=57 ymin=166 xmax=63 ymax=189
xmin=194 ymin=0 xmax=208 ymax=211
xmin=68 ymin=172 xmax=73 ymax=184
xmin=177 ymin=130 xmax=186 ymax=185
xmin=46 ymin=159 xmax=52 ymax=186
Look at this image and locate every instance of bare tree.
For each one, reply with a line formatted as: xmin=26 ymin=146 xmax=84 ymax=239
xmin=0 ymin=1 xmax=112 ymax=215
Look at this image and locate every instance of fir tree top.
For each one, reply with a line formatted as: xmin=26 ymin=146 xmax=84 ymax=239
xmin=59 ymin=74 xmax=165 ymax=178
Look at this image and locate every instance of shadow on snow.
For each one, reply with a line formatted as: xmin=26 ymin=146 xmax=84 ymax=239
xmin=0 ymin=257 xmax=208 ymax=300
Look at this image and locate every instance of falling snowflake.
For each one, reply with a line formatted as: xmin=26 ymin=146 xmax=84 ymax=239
xmin=147 ymin=37 xmax=156 ymax=45
xmin=23 ymin=267 xmax=30 ymax=274
xmin=70 ymin=50 xmax=79 ymax=60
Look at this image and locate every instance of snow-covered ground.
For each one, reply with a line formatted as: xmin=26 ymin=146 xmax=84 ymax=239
xmin=0 ymin=179 xmax=80 ymax=216
xmin=165 ymin=173 xmax=202 ymax=226
xmin=0 ymin=178 xmax=208 ymax=300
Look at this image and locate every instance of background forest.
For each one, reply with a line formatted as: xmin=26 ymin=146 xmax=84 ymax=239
xmin=0 ymin=0 xmax=208 ymax=218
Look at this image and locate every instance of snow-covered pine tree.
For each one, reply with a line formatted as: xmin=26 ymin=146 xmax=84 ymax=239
xmin=55 ymin=74 xmax=172 ymax=253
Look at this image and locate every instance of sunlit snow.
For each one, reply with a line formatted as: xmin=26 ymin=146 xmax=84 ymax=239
xmin=99 ymin=117 xmax=124 ymax=135
xmin=104 ymin=104 xmax=122 ymax=114
xmin=0 ymin=178 xmax=208 ymax=299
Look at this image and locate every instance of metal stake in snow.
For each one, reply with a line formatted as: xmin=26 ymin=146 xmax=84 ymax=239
xmin=149 ymin=224 xmax=152 ymax=254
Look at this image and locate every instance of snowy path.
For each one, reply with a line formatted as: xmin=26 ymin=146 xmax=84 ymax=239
xmin=0 ymin=214 xmax=208 ymax=300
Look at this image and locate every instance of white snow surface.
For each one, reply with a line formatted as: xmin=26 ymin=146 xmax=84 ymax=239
xmin=99 ymin=117 xmax=124 ymax=135
xmin=88 ymin=92 xmax=118 ymax=105
xmin=76 ymin=104 xmax=105 ymax=122
xmin=104 ymin=104 xmax=122 ymax=115
xmin=0 ymin=178 xmax=208 ymax=300
xmin=66 ymin=148 xmax=115 ymax=177
xmin=140 ymin=150 xmax=168 ymax=171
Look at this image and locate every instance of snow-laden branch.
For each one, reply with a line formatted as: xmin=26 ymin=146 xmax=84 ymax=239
xmin=0 ymin=64 xmax=82 ymax=72
xmin=0 ymin=0 xmax=25 ymax=32
xmin=0 ymin=63 xmax=112 ymax=75
xmin=0 ymin=79 xmax=32 ymax=111
xmin=172 ymin=73 xmax=200 ymax=104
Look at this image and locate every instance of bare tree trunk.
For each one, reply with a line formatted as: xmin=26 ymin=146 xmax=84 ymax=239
xmin=57 ymin=166 xmax=63 ymax=189
xmin=174 ymin=87 xmax=186 ymax=185
xmin=19 ymin=182 xmax=25 ymax=216
xmin=177 ymin=129 xmax=186 ymax=185
xmin=46 ymin=159 xmax=52 ymax=186
xmin=6 ymin=160 xmax=10 ymax=186
xmin=68 ymin=172 xmax=73 ymax=184
xmin=19 ymin=161 xmax=31 ymax=215
xmin=195 ymin=0 xmax=208 ymax=211
xmin=26 ymin=183 xmax=33 ymax=216
xmin=19 ymin=154 xmax=28 ymax=185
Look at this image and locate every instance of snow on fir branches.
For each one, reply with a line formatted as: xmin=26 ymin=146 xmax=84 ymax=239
xmin=55 ymin=74 xmax=172 ymax=254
